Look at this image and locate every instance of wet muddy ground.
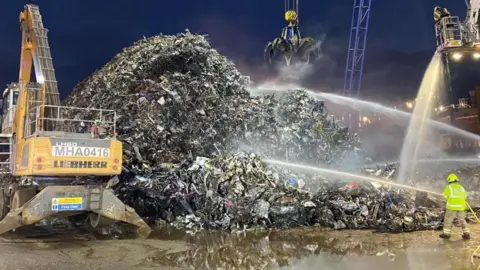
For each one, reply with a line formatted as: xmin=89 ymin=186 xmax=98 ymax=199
xmin=1 ymin=225 xmax=480 ymax=270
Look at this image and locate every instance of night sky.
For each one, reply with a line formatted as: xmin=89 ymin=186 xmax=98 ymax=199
xmin=0 ymin=0 xmax=474 ymax=102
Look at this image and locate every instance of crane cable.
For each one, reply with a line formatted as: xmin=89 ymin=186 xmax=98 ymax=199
xmin=285 ymin=0 xmax=299 ymax=24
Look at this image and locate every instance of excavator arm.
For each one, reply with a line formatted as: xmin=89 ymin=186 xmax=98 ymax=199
xmin=17 ymin=4 xmax=60 ymax=139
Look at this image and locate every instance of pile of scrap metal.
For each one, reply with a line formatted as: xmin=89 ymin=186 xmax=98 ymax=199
xmin=65 ymin=31 xmax=453 ymax=233
xmin=65 ymin=31 xmax=361 ymax=172
xmin=116 ymin=152 xmax=445 ymax=232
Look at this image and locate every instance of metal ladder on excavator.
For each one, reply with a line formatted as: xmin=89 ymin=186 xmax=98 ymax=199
xmin=0 ymin=134 xmax=13 ymax=176
xmin=28 ymin=5 xmax=60 ymax=106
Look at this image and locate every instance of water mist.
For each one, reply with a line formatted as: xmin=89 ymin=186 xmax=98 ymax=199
xmin=398 ymin=53 xmax=445 ymax=181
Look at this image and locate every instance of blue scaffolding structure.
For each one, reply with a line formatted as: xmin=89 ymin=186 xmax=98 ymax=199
xmin=343 ymin=0 xmax=372 ymax=97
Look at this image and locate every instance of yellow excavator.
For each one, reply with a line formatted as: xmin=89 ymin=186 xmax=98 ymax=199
xmin=0 ymin=4 xmax=151 ymax=237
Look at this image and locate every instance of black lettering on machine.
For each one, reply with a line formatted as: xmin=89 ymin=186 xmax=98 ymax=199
xmin=53 ymin=160 xmax=108 ymax=168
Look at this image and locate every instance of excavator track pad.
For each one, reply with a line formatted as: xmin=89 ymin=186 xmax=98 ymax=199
xmin=0 ymin=225 xmax=94 ymax=243
xmin=0 ymin=185 xmax=152 ymax=239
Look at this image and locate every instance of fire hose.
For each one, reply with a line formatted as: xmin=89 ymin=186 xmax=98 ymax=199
xmin=466 ymin=202 xmax=480 ymax=269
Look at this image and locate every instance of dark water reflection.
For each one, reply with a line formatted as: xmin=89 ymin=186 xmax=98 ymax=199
xmin=144 ymin=227 xmax=478 ymax=269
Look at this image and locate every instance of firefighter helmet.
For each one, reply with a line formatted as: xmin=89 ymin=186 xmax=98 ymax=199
xmin=447 ymin=173 xmax=459 ymax=183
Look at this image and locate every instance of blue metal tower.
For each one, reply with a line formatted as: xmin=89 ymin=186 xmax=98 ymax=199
xmin=343 ymin=0 xmax=372 ymax=97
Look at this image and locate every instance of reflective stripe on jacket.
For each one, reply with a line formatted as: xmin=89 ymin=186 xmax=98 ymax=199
xmin=443 ymin=182 xmax=467 ymax=211
xmin=434 ymin=10 xmax=442 ymax=22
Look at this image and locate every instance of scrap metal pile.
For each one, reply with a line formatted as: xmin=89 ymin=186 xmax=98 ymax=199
xmin=65 ymin=31 xmax=449 ymax=233
xmin=115 ymin=152 xmax=445 ymax=232
xmin=66 ymin=31 xmax=361 ymax=168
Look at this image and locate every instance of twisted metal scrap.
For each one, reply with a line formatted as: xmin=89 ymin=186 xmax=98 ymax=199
xmin=62 ymin=30 xmax=450 ymax=234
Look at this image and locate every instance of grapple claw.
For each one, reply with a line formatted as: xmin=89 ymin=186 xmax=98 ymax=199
xmin=264 ymin=42 xmax=274 ymax=63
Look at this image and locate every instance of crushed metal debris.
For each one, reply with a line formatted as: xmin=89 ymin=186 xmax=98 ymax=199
xmin=63 ymin=31 xmax=473 ymax=233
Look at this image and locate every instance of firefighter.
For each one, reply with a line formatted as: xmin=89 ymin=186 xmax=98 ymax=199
xmin=434 ymin=6 xmax=451 ymax=24
xmin=434 ymin=6 xmax=454 ymax=45
xmin=439 ymin=173 xmax=471 ymax=240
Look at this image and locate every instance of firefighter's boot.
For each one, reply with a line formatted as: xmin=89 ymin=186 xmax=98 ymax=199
xmin=439 ymin=233 xmax=451 ymax=239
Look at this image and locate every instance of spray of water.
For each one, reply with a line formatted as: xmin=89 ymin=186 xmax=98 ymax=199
xmin=264 ymin=159 xmax=442 ymax=196
xmin=276 ymin=62 xmax=316 ymax=82
xmin=365 ymin=158 xmax=480 ymax=169
xmin=416 ymin=158 xmax=480 ymax=163
xmin=250 ymin=85 xmax=480 ymax=143
xmin=398 ymin=53 xmax=444 ymax=180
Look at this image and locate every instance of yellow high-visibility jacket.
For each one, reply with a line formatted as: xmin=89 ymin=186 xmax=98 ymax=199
xmin=443 ymin=182 xmax=467 ymax=211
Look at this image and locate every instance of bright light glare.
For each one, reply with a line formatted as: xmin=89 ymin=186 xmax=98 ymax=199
xmin=405 ymin=101 xmax=413 ymax=109
xmin=474 ymin=53 xmax=480 ymax=59
xmin=452 ymin=52 xmax=463 ymax=60
xmin=36 ymin=75 xmax=45 ymax=84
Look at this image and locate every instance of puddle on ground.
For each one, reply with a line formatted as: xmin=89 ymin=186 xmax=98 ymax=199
xmin=6 ymin=225 xmax=479 ymax=269
xmin=142 ymin=226 xmax=480 ymax=269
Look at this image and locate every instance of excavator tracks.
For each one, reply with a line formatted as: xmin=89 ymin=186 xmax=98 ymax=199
xmin=0 ymin=223 xmax=93 ymax=243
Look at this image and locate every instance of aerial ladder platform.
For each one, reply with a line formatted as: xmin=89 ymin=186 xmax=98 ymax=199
xmin=435 ymin=0 xmax=480 ymax=57
xmin=0 ymin=4 xmax=151 ymax=238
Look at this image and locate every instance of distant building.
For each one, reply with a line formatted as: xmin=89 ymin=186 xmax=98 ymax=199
xmin=434 ymin=88 xmax=480 ymax=154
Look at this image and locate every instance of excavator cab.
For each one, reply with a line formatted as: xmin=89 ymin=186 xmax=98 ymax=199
xmin=0 ymin=84 xmax=19 ymax=175
xmin=0 ymin=84 xmax=19 ymax=134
